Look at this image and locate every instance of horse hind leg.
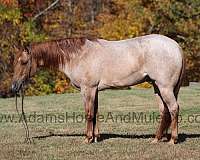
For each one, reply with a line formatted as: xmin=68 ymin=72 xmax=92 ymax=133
xmin=157 ymin=85 xmax=179 ymax=144
xmin=151 ymin=83 xmax=171 ymax=143
xmin=93 ymin=90 xmax=100 ymax=142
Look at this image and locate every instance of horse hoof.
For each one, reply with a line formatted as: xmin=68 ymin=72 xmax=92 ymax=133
xmin=94 ymin=137 xmax=98 ymax=143
xmin=151 ymin=138 xmax=160 ymax=144
xmin=83 ymin=137 xmax=93 ymax=144
xmin=168 ymin=139 xmax=176 ymax=145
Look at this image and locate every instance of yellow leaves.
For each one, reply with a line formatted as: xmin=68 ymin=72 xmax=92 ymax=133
xmin=98 ymin=13 xmax=142 ymax=40
xmin=54 ymin=79 xmax=69 ymax=94
xmin=0 ymin=6 xmax=21 ymax=26
xmin=13 ymin=18 xmax=20 ymax=25
xmin=97 ymin=0 xmax=151 ymax=40
xmin=176 ymin=19 xmax=199 ymax=36
xmin=53 ymin=79 xmax=77 ymax=94
xmin=135 ymin=82 xmax=152 ymax=89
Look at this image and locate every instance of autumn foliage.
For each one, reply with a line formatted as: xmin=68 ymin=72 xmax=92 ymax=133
xmin=0 ymin=0 xmax=199 ymax=97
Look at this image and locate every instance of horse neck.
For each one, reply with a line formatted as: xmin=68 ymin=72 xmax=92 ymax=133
xmin=31 ymin=43 xmax=74 ymax=77
xmin=30 ymin=38 xmax=89 ymax=76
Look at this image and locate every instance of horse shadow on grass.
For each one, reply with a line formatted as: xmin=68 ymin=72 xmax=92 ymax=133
xmin=32 ymin=133 xmax=200 ymax=143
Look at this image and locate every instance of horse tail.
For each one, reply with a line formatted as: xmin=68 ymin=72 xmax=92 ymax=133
xmin=174 ymin=48 xmax=185 ymax=100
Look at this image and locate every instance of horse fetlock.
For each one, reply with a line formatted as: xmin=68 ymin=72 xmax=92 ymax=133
xmin=155 ymin=132 xmax=163 ymax=141
xmin=168 ymin=138 xmax=177 ymax=145
xmin=94 ymin=130 xmax=100 ymax=137
xmin=84 ymin=136 xmax=94 ymax=144
xmin=151 ymin=138 xmax=161 ymax=144
xmin=94 ymin=137 xmax=99 ymax=143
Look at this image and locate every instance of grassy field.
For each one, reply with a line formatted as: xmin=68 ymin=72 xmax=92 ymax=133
xmin=0 ymin=85 xmax=200 ymax=160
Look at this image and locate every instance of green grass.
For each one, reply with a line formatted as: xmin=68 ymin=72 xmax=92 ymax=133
xmin=0 ymin=86 xmax=200 ymax=160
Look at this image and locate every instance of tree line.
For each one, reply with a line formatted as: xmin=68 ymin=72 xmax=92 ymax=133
xmin=0 ymin=0 xmax=199 ymax=97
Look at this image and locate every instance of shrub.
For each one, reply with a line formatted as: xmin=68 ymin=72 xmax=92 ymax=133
xmin=135 ymin=82 xmax=152 ymax=89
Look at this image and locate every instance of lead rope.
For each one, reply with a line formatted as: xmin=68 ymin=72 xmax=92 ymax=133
xmin=15 ymin=83 xmax=33 ymax=144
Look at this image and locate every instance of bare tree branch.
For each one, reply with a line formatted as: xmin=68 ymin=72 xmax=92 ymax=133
xmin=33 ymin=0 xmax=60 ymax=21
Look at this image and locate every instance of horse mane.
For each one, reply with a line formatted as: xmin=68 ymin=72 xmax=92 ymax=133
xmin=30 ymin=37 xmax=96 ymax=69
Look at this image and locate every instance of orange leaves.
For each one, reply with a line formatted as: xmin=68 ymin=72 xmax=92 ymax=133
xmin=0 ymin=0 xmax=18 ymax=7
xmin=54 ymin=79 xmax=69 ymax=94
xmin=53 ymin=78 xmax=78 ymax=94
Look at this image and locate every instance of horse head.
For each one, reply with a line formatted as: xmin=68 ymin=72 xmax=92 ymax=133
xmin=11 ymin=46 xmax=36 ymax=93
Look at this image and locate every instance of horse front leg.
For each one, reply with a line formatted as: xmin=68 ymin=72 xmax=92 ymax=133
xmin=81 ymin=86 xmax=97 ymax=143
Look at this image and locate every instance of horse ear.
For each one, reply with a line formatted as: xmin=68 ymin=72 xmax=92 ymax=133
xmin=24 ymin=46 xmax=31 ymax=54
xmin=20 ymin=50 xmax=29 ymax=64
xmin=24 ymin=42 xmax=31 ymax=54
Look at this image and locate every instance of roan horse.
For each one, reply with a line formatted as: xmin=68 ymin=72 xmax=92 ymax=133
xmin=11 ymin=34 xmax=184 ymax=144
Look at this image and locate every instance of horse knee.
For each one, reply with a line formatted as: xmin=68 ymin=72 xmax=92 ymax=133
xmin=86 ymin=112 xmax=94 ymax=121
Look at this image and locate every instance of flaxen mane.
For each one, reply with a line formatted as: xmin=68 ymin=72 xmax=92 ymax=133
xmin=30 ymin=37 xmax=93 ymax=69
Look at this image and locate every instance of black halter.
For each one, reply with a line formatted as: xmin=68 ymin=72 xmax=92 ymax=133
xmin=28 ymin=54 xmax=32 ymax=79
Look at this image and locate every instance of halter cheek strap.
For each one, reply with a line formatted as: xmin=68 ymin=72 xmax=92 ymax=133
xmin=26 ymin=46 xmax=32 ymax=80
xmin=28 ymin=55 xmax=32 ymax=79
